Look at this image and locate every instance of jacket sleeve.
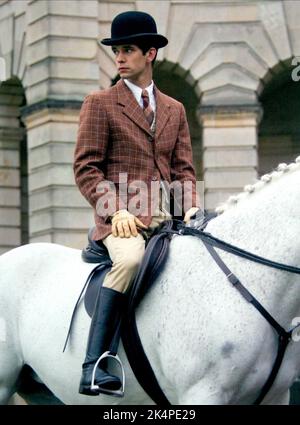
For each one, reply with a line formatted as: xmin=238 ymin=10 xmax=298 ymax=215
xmin=73 ymin=94 xmax=125 ymax=222
xmin=170 ymin=103 xmax=201 ymax=213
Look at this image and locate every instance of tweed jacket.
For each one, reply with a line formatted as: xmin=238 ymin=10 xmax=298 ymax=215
xmin=74 ymin=79 xmax=200 ymax=241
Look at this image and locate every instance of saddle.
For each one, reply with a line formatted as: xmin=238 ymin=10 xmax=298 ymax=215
xmin=81 ymin=228 xmax=112 ymax=317
xmin=81 ymin=227 xmax=112 ymax=264
xmin=81 ymin=221 xmax=177 ymax=317
xmin=81 ymin=210 xmax=211 ymax=316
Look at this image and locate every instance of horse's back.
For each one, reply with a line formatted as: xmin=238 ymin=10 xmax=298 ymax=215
xmin=0 ymin=242 xmax=99 ymax=343
xmin=0 ymin=242 xmax=94 ymax=293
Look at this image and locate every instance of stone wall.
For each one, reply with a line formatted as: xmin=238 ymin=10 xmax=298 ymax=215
xmin=0 ymin=0 xmax=299 ymax=246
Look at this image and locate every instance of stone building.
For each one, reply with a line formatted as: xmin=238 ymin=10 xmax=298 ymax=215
xmin=0 ymin=0 xmax=299 ymax=253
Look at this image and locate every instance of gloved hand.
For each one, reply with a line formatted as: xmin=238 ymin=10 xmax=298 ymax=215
xmin=183 ymin=207 xmax=201 ymax=223
xmin=111 ymin=209 xmax=148 ymax=238
xmin=184 ymin=207 xmax=205 ymax=230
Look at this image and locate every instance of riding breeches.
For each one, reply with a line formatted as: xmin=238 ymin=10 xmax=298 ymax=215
xmin=102 ymin=209 xmax=171 ymax=293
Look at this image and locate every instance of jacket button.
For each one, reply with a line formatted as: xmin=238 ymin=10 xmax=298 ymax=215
xmin=152 ymin=176 xmax=158 ymax=181
xmin=148 ymin=136 xmax=154 ymax=142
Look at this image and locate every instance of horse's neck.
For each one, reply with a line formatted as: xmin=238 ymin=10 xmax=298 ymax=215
xmin=205 ymin=173 xmax=300 ymax=326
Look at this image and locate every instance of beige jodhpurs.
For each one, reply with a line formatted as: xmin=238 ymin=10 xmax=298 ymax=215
xmin=102 ymin=210 xmax=171 ymax=293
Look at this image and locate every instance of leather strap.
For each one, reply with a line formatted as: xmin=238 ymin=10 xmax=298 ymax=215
xmin=181 ymin=227 xmax=300 ymax=275
xmin=63 ymin=263 xmax=105 ymax=352
xmin=122 ymin=224 xmax=174 ymax=406
xmin=202 ymin=240 xmax=292 ymax=404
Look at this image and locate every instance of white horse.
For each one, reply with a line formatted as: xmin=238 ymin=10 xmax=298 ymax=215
xmin=0 ymin=158 xmax=300 ymax=405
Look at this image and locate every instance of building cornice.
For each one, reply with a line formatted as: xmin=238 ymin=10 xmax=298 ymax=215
xmin=20 ymin=99 xmax=82 ymax=119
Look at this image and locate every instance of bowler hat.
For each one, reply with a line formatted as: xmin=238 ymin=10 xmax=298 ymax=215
xmin=100 ymin=11 xmax=168 ymax=48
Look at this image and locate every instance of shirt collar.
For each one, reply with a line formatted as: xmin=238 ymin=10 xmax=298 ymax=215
xmin=124 ymin=79 xmax=154 ymax=103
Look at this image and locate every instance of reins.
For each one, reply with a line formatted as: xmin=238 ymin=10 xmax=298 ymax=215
xmin=179 ymin=226 xmax=300 ymax=275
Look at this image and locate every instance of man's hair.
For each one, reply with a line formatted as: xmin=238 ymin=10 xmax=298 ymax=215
xmin=136 ymin=43 xmax=158 ymax=66
xmin=112 ymin=43 xmax=158 ymax=66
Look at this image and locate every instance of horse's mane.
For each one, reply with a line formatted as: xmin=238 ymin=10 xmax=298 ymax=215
xmin=215 ymin=156 xmax=300 ymax=214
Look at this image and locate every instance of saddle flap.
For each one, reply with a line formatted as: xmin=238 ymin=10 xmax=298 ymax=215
xmin=81 ymin=227 xmax=112 ymax=264
xmin=84 ymin=265 xmax=110 ymax=317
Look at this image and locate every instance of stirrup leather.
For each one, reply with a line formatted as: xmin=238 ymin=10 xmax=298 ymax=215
xmin=91 ymin=351 xmax=125 ymax=397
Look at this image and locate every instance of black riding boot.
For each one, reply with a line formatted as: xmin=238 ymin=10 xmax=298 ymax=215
xmin=79 ymin=287 xmax=125 ymax=396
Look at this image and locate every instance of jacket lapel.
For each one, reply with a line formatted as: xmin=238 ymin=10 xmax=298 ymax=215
xmin=116 ymin=80 xmax=153 ymax=136
xmin=154 ymin=86 xmax=171 ymax=139
xmin=116 ymin=80 xmax=171 ymax=139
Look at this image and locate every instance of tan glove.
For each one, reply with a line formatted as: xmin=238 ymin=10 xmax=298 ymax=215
xmin=111 ymin=209 xmax=148 ymax=238
xmin=183 ymin=207 xmax=200 ymax=224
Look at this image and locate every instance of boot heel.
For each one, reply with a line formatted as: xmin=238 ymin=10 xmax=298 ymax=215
xmin=78 ymin=384 xmax=99 ymax=396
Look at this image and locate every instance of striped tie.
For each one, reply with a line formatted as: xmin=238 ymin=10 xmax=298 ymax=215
xmin=142 ymin=89 xmax=154 ymax=126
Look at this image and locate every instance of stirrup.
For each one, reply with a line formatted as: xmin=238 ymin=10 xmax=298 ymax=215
xmin=90 ymin=351 xmax=125 ymax=397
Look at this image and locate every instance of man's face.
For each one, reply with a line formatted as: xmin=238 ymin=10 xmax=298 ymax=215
xmin=112 ymin=44 xmax=154 ymax=81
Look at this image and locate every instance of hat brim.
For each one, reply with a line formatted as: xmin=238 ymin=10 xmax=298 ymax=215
xmin=100 ymin=33 xmax=168 ymax=48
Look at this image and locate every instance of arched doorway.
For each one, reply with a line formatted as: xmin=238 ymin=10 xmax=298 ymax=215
xmin=0 ymin=77 xmax=28 ymax=253
xmin=154 ymin=61 xmax=202 ymax=181
xmin=259 ymin=62 xmax=300 ymax=175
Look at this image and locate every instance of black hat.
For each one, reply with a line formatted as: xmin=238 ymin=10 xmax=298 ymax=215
xmin=100 ymin=11 xmax=168 ymax=49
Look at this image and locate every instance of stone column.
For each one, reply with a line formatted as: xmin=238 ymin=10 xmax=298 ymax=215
xmin=21 ymin=0 xmax=100 ymax=248
xmin=199 ymin=105 xmax=262 ymax=211
xmin=21 ymin=103 xmax=96 ymax=247
xmin=0 ymin=84 xmax=25 ymax=254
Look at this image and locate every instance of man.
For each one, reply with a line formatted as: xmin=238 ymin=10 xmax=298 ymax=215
xmin=74 ymin=11 xmax=201 ymax=397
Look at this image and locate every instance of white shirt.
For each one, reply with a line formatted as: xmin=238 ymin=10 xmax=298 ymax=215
xmin=124 ymin=79 xmax=156 ymax=112
xmin=123 ymin=79 xmax=170 ymax=217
